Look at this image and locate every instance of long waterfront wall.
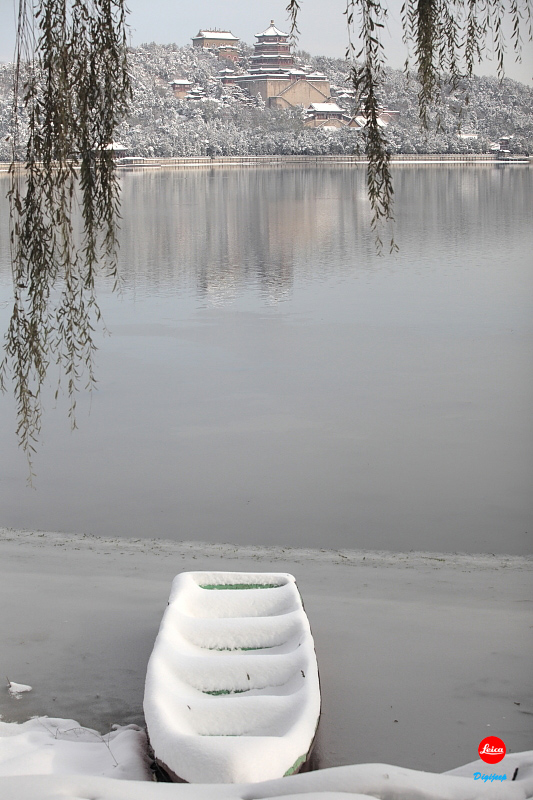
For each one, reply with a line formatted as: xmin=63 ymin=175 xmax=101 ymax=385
xmin=114 ymin=153 xmax=532 ymax=169
xmin=1 ymin=153 xmax=530 ymax=173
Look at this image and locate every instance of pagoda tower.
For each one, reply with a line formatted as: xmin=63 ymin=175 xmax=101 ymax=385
xmin=233 ymin=19 xmax=330 ymax=108
xmin=250 ymin=21 xmax=294 ymax=73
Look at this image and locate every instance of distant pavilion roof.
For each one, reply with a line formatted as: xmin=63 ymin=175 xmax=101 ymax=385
xmin=103 ymin=142 xmax=127 ymax=151
xmin=241 ymin=68 xmax=291 ymax=78
xmin=193 ymin=30 xmax=239 ymax=41
xmin=308 ymin=103 xmax=343 ymax=113
xmin=251 ymin=53 xmax=291 ymax=58
xmin=255 ymin=21 xmax=289 ymax=38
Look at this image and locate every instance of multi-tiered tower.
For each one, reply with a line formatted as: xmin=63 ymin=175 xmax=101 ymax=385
xmin=235 ymin=21 xmax=330 ymax=109
xmin=249 ymin=21 xmax=295 ymax=73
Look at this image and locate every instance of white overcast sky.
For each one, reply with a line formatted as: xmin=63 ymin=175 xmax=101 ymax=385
xmin=1 ymin=0 xmax=531 ymax=83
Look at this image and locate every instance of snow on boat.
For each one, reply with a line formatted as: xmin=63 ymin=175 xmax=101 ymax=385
xmin=143 ymin=571 xmax=320 ymax=783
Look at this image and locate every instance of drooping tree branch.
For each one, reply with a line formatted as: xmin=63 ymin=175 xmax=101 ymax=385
xmin=347 ymin=0 xmax=396 ymax=253
xmin=1 ymin=0 xmax=130 ymax=479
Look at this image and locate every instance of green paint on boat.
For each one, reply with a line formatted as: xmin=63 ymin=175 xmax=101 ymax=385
xmin=208 ymin=645 xmax=274 ymax=652
xmin=200 ymin=583 xmax=282 ymax=590
xmin=283 ymin=754 xmax=307 ymax=776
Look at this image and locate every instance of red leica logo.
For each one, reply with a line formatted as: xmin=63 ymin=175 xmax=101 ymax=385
xmin=478 ymin=736 xmax=506 ymax=764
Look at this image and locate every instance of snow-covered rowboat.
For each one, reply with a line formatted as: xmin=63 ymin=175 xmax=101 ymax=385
xmin=143 ymin=571 xmax=321 ymax=783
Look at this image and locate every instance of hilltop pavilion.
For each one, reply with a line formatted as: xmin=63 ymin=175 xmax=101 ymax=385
xmin=234 ymin=21 xmax=331 ymax=109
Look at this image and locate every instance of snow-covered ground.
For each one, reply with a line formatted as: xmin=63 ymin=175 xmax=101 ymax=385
xmin=1 ymin=528 xmax=532 ymax=798
xmin=1 ymin=720 xmax=532 ymax=799
xmin=0 ymin=716 xmax=151 ymax=780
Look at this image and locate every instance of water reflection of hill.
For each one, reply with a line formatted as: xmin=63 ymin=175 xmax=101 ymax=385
xmin=114 ymin=165 xmax=531 ymax=302
xmin=116 ymin=167 xmax=375 ymax=302
xmin=1 ymin=166 xmax=530 ymax=303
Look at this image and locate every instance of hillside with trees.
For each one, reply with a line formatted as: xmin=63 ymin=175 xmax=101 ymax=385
xmin=1 ymin=40 xmax=531 ymax=161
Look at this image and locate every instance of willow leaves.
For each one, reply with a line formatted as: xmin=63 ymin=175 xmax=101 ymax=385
xmin=2 ymin=0 xmax=130 ymax=476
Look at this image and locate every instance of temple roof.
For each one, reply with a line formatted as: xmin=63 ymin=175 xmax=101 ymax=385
xmin=193 ymin=30 xmax=239 ymax=41
xmin=251 ymin=53 xmax=293 ymax=59
xmin=308 ymin=103 xmax=343 ymax=113
xmin=255 ymin=20 xmax=289 ymax=38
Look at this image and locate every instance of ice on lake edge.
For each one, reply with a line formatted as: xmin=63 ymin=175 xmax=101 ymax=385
xmin=6 ymin=681 xmax=32 ymax=699
xmin=1 ymin=527 xmax=532 ymax=797
xmin=1 ymin=526 xmax=531 ymax=571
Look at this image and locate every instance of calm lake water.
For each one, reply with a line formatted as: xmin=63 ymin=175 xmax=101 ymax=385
xmin=0 ymin=165 xmax=532 ymax=554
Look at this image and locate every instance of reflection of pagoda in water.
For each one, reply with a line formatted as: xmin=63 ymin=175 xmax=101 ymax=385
xmin=235 ymin=21 xmax=330 ymax=109
xmin=115 ymin=169 xmax=384 ymax=304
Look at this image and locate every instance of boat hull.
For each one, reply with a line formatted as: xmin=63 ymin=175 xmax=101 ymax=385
xmin=144 ymin=571 xmax=321 ymax=783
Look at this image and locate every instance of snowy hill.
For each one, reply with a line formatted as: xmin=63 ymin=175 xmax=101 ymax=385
xmin=0 ymin=42 xmax=531 ymax=159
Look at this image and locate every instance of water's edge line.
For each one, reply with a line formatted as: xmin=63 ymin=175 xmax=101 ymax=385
xmin=1 ymin=527 xmax=530 ymax=571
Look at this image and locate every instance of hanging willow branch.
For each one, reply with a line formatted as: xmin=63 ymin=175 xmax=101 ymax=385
xmin=287 ymin=0 xmax=532 ymax=249
xmin=1 ymin=0 xmax=130 ymax=478
xmin=347 ymin=0 xmax=395 ymax=253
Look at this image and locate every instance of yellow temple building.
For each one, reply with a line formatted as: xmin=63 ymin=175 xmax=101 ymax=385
xmin=234 ymin=21 xmax=331 ymax=109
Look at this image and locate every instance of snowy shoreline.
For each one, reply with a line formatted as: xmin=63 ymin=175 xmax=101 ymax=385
xmin=1 ymin=528 xmax=532 ymax=797
xmin=2 ymin=746 xmax=533 ymax=800
xmin=2 ymin=153 xmax=528 ymax=176
xmin=2 ymin=526 xmax=530 ymax=570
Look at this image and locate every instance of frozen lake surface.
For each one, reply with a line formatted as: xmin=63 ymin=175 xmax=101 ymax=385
xmin=0 ymin=165 xmax=532 ymax=554
xmin=1 ymin=529 xmax=531 ymax=775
